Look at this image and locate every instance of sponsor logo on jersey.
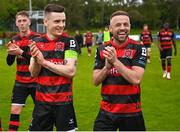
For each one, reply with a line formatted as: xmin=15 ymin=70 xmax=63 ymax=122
xmin=123 ymin=49 xmax=133 ymax=59
xmin=55 ymin=42 xmax=65 ymax=51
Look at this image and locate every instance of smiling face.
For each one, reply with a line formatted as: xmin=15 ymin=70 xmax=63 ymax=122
xmin=16 ymin=15 xmax=30 ymax=34
xmin=110 ymin=15 xmax=130 ymax=44
xmin=44 ymin=12 xmax=66 ymax=39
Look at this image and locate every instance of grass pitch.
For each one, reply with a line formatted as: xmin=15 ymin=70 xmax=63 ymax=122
xmin=0 ymin=41 xmax=180 ymax=130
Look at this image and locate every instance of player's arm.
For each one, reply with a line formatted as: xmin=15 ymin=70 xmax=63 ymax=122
xmin=157 ymin=32 xmax=162 ymax=51
xmin=29 ymin=57 xmax=41 ymax=77
xmin=93 ymin=47 xmax=112 ymax=86
xmin=103 ymin=46 xmax=146 ymax=85
xmin=41 ymin=50 xmax=77 ymax=79
xmin=6 ymin=41 xmax=20 ymax=65
xmin=6 ymin=54 xmax=16 ymax=66
xmin=172 ymin=32 xmax=177 ymax=56
xmin=139 ymin=33 xmax=143 ymax=44
xmin=93 ymin=59 xmax=111 ymax=86
xmin=150 ymin=32 xmax=153 ymax=43
xmin=29 ymin=41 xmax=42 ymax=77
xmin=113 ymin=62 xmax=145 ymax=85
xmin=173 ymin=39 xmax=177 ymax=56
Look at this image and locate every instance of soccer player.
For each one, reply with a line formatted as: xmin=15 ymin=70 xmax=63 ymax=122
xmin=84 ymin=30 xmax=94 ymax=56
xmin=74 ymin=30 xmax=83 ymax=54
xmin=140 ymin=24 xmax=153 ymax=63
xmin=157 ymin=23 xmax=177 ymax=80
xmin=6 ymin=11 xmax=39 ymax=131
xmin=93 ymin=10 xmax=147 ymax=131
xmin=29 ymin=4 xmax=78 ymax=131
xmin=0 ymin=118 xmax=2 ymax=131
xmin=103 ymin=26 xmax=111 ymax=43
xmin=96 ymin=30 xmax=103 ymax=46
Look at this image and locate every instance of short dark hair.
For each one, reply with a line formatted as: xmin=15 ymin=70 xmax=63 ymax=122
xmin=44 ymin=4 xmax=65 ymax=15
xmin=16 ymin=10 xmax=29 ymax=18
xmin=111 ymin=10 xmax=129 ymax=19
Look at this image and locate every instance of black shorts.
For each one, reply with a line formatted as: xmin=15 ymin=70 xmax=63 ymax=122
xmin=11 ymin=81 xmax=36 ymax=106
xmin=86 ymin=42 xmax=92 ymax=48
xmin=144 ymin=44 xmax=151 ymax=48
xmin=160 ymin=48 xmax=172 ymax=59
xmin=93 ymin=110 xmax=146 ymax=131
xmin=29 ymin=103 xmax=77 ymax=131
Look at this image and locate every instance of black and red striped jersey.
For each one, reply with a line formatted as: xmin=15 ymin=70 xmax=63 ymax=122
xmin=6 ymin=31 xmax=39 ymax=83
xmin=140 ymin=30 xmax=153 ymax=45
xmin=85 ymin=32 xmax=93 ymax=43
xmin=33 ymin=34 xmax=78 ymax=105
xmin=94 ymin=37 xmax=147 ymax=116
xmin=158 ymin=29 xmax=175 ymax=49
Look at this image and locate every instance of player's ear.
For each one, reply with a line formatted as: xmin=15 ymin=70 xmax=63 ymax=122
xmin=43 ymin=18 xmax=48 ymax=27
xmin=109 ymin=25 xmax=112 ymax=33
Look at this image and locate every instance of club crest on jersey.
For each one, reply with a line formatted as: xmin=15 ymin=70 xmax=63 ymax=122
xmin=123 ymin=49 xmax=133 ymax=59
xmin=55 ymin=42 xmax=65 ymax=51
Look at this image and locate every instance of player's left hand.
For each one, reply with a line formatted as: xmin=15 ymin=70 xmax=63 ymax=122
xmin=7 ymin=44 xmax=23 ymax=55
xmin=103 ymin=46 xmax=117 ymax=65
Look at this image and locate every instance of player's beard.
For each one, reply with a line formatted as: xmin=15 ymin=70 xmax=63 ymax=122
xmin=113 ymin=31 xmax=129 ymax=44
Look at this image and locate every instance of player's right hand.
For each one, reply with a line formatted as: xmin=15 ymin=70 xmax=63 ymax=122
xmin=29 ymin=41 xmax=39 ymax=58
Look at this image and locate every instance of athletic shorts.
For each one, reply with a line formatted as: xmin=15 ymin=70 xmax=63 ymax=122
xmin=160 ymin=48 xmax=172 ymax=59
xmin=11 ymin=81 xmax=36 ymax=106
xmin=144 ymin=44 xmax=151 ymax=48
xmin=29 ymin=103 xmax=77 ymax=131
xmin=86 ymin=42 xmax=92 ymax=48
xmin=93 ymin=110 xmax=146 ymax=131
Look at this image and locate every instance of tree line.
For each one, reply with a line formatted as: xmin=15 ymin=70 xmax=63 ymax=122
xmin=0 ymin=0 xmax=179 ymax=31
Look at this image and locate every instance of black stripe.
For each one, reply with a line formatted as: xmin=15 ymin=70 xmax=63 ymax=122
xmin=42 ymin=50 xmax=64 ymax=59
xmin=40 ymin=68 xmax=60 ymax=76
xmin=119 ymin=58 xmax=133 ymax=66
xmin=35 ymin=101 xmax=72 ymax=105
xmin=14 ymin=81 xmax=37 ymax=88
xmin=100 ymin=109 xmax=142 ymax=117
xmin=16 ymin=71 xmax=31 ymax=77
xmin=102 ymin=94 xmax=140 ymax=104
xmin=17 ymin=59 xmax=29 ymax=65
xmin=9 ymin=125 xmax=19 ymax=130
xmin=103 ymin=76 xmax=130 ymax=85
xmin=37 ymin=83 xmax=71 ymax=94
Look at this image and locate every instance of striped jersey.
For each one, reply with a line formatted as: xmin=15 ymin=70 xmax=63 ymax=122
xmin=158 ymin=28 xmax=175 ymax=49
xmin=140 ymin=30 xmax=153 ymax=45
xmin=33 ymin=34 xmax=78 ymax=105
xmin=94 ymin=37 xmax=147 ymax=116
xmin=7 ymin=31 xmax=39 ymax=83
xmin=85 ymin=32 xmax=93 ymax=43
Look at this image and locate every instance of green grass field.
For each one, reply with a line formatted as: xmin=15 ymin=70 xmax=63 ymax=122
xmin=0 ymin=41 xmax=180 ymax=131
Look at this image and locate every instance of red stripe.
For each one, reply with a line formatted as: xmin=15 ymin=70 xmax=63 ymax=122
xmin=143 ymin=42 xmax=151 ymax=45
xmin=101 ymin=101 xmax=141 ymax=113
xmin=17 ymin=65 xmax=29 ymax=72
xmin=9 ymin=121 xmax=20 ymax=126
xmin=102 ymin=84 xmax=140 ymax=95
xmin=37 ymin=42 xmax=55 ymax=51
xmin=161 ymin=42 xmax=172 ymax=46
xmin=38 ymin=76 xmax=71 ymax=86
xmin=16 ymin=74 xmax=37 ymax=83
xmin=36 ymin=91 xmax=72 ymax=102
xmin=107 ymin=66 xmax=131 ymax=77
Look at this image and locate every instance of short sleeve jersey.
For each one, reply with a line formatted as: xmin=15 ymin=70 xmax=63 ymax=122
xmin=12 ymin=31 xmax=39 ymax=83
xmin=33 ymin=34 xmax=78 ymax=105
xmin=140 ymin=30 xmax=153 ymax=45
xmin=157 ymin=28 xmax=175 ymax=49
xmin=94 ymin=37 xmax=147 ymax=116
